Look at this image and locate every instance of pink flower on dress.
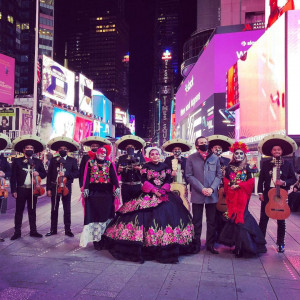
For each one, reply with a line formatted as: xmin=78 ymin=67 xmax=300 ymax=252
xmin=126 ymin=223 xmax=133 ymax=230
xmin=153 ymin=171 xmax=159 ymax=178
xmin=166 ymin=169 xmax=171 ymax=174
xmin=154 ymin=179 xmax=161 ymax=185
xmin=229 ymin=173 xmax=236 ymax=180
xmin=144 ymin=195 xmax=150 ymax=201
xmin=148 ymin=228 xmax=155 ymax=235
xmin=140 ymin=168 xmax=147 ymax=174
xmin=174 ymin=228 xmax=181 ymax=235
xmin=165 ymin=226 xmax=173 ymax=234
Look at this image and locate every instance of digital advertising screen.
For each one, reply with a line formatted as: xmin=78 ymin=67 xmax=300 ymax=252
xmin=92 ymin=90 xmax=112 ymax=123
xmin=39 ymin=104 xmax=54 ymax=142
xmin=265 ymin=0 xmax=299 ymax=28
xmin=50 ymin=107 xmax=76 ymax=139
xmin=79 ymin=74 xmax=93 ymax=114
xmin=287 ymin=9 xmax=300 ymax=135
xmin=19 ymin=108 xmax=33 ymax=136
xmin=237 ymin=15 xmax=285 ymax=139
xmin=129 ymin=115 xmax=136 ymax=135
xmin=115 ymin=108 xmax=127 ymax=125
xmin=0 ymin=107 xmax=19 ymax=140
xmin=175 ymin=29 xmax=264 ymax=124
xmin=42 ymin=55 xmax=75 ymax=106
xmin=0 ymin=54 xmax=15 ymax=105
xmin=93 ymin=120 xmax=110 ymax=138
xmin=73 ymin=116 xmax=93 ymax=142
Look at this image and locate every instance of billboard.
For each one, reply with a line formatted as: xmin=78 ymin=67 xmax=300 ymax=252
xmin=115 ymin=108 xmax=127 ymax=125
xmin=175 ymin=29 xmax=265 ymax=124
xmin=42 ymin=55 xmax=75 ymax=106
xmin=50 ymin=107 xmax=76 ymax=139
xmin=265 ymin=0 xmax=299 ymax=28
xmin=79 ymin=74 xmax=93 ymax=114
xmin=237 ymin=15 xmax=286 ymax=139
xmin=19 ymin=108 xmax=33 ymax=136
xmin=73 ymin=116 xmax=93 ymax=142
xmin=39 ymin=104 xmax=54 ymax=143
xmin=0 ymin=54 xmax=15 ymax=105
xmin=129 ymin=115 xmax=136 ymax=135
xmin=0 ymin=107 xmax=19 ymax=140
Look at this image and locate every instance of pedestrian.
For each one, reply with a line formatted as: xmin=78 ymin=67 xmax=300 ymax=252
xmin=185 ymin=136 xmax=222 ymax=254
xmin=45 ymin=137 xmax=79 ymax=237
xmin=288 ymin=171 xmax=300 ymax=212
xmin=258 ymin=134 xmax=297 ymax=253
xmin=80 ymin=145 xmax=119 ymax=249
xmin=104 ymin=147 xmax=194 ymax=263
xmin=219 ymin=141 xmax=267 ymax=257
xmin=10 ymin=135 xmax=47 ymax=240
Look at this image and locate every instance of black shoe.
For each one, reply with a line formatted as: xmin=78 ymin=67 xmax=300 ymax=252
xmin=277 ymin=245 xmax=285 ymax=253
xmin=0 ymin=238 xmax=4 ymax=242
xmin=192 ymin=239 xmax=201 ymax=254
xmin=65 ymin=231 xmax=74 ymax=237
xmin=30 ymin=232 xmax=43 ymax=238
xmin=45 ymin=231 xmax=57 ymax=237
xmin=234 ymin=248 xmax=243 ymax=258
xmin=207 ymin=245 xmax=219 ymax=254
xmin=11 ymin=232 xmax=21 ymax=240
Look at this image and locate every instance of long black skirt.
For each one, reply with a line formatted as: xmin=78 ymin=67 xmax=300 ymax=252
xmin=104 ymin=191 xmax=194 ymax=263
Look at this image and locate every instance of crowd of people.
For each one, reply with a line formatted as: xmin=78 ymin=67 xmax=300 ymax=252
xmin=0 ymin=132 xmax=298 ymax=262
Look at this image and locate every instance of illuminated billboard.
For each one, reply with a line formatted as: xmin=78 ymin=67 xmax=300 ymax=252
xmin=73 ymin=116 xmax=93 ymax=142
xmin=237 ymin=15 xmax=286 ymax=140
xmin=115 ymin=108 xmax=127 ymax=125
xmin=50 ymin=107 xmax=76 ymax=139
xmin=265 ymin=0 xmax=299 ymax=28
xmin=0 ymin=54 xmax=15 ymax=105
xmin=42 ymin=55 xmax=75 ymax=106
xmin=79 ymin=74 xmax=93 ymax=114
xmin=19 ymin=108 xmax=33 ymax=136
xmin=175 ymin=29 xmax=264 ymax=124
xmin=129 ymin=115 xmax=136 ymax=135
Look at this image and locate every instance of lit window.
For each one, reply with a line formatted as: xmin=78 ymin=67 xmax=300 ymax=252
xmin=0 ymin=12 xmax=2 ymax=20
xmin=97 ymin=17 xmax=103 ymax=20
xmin=21 ymin=23 xmax=29 ymax=30
xmin=7 ymin=15 xmax=14 ymax=24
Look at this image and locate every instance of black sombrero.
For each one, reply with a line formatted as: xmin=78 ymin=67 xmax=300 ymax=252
xmin=0 ymin=134 xmax=10 ymax=151
xmin=208 ymin=135 xmax=234 ymax=153
xmin=115 ymin=135 xmax=146 ymax=151
xmin=258 ymin=134 xmax=297 ymax=156
xmin=12 ymin=135 xmax=45 ymax=153
xmin=162 ymin=139 xmax=192 ymax=153
xmin=48 ymin=136 xmax=79 ymax=152
xmin=81 ymin=136 xmax=111 ymax=147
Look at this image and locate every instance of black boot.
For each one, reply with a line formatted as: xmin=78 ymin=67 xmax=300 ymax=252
xmin=192 ymin=239 xmax=201 ymax=254
xmin=277 ymin=244 xmax=285 ymax=253
xmin=11 ymin=232 xmax=21 ymax=240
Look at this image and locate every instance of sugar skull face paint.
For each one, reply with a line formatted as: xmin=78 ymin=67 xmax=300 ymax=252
xmin=234 ymin=149 xmax=245 ymax=162
xmin=96 ymin=147 xmax=107 ymax=160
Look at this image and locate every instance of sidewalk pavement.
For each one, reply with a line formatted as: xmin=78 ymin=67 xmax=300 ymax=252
xmin=0 ymin=180 xmax=300 ymax=300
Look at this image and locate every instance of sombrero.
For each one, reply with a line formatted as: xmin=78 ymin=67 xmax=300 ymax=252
xmin=208 ymin=135 xmax=234 ymax=153
xmin=12 ymin=135 xmax=45 ymax=153
xmin=115 ymin=135 xmax=146 ymax=151
xmin=0 ymin=134 xmax=10 ymax=150
xmin=258 ymin=134 xmax=297 ymax=156
xmin=162 ymin=139 xmax=192 ymax=153
xmin=81 ymin=136 xmax=111 ymax=147
xmin=48 ymin=136 xmax=79 ymax=152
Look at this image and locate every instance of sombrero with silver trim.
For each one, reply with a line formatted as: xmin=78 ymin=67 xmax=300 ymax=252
xmin=81 ymin=136 xmax=111 ymax=147
xmin=0 ymin=133 xmax=10 ymax=150
xmin=115 ymin=135 xmax=146 ymax=151
xmin=12 ymin=135 xmax=45 ymax=153
xmin=48 ymin=136 xmax=79 ymax=152
xmin=162 ymin=139 xmax=192 ymax=153
xmin=258 ymin=134 xmax=297 ymax=156
xmin=208 ymin=135 xmax=234 ymax=153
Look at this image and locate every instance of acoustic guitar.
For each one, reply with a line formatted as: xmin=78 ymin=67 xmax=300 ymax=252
xmin=266 ymin=158 xmax=290 ymax=220
xmin=216 ymin=187 xmax=227 ymax=212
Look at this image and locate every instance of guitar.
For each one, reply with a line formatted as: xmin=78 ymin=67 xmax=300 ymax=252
xmin=216 ymin=187 xmax=227 ymax=212
xmin=265 ymin=158 xmax=290 ymax=220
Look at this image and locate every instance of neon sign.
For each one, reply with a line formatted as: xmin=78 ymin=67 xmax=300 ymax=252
xmin=162 ymin=50 xmax=172 ymax=60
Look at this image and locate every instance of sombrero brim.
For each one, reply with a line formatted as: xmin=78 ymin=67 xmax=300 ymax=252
xmin=162 ymin=139 xmax=192 ymax=153
xmin=208 ymin=135 xmax=234 ymax=153
xmin=48 ymin=137 xmax=79 ymax=152
xmin=116 ymin=135 xmax=146 ymax=151
xmin=81 ymin=136 xmax=111 ymax=147
xmin=258 ymin=134 xmax=297 ymax=156
xmin=12 ymin=135 xmax=45 ymax=153
xmin=0 ymin=134 xmax=10 ymax=150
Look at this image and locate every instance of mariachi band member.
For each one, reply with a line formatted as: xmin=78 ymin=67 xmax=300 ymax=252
xmin=258 ymin=134 xmax=297 ymax=253
xmin=79 ymin=136 xmax=112 ymax=189
xmin=46 ymin=137 xmax=79 ymax=237
xmin=162 ymin=138 xmax=192 ymax=210
xmin=115 ymin=135 xmax=145 ymax=203
xmin=207 ymin=135 xmax=233 ymax=241
xmin=0 ymin=134 xmax=12 ymax=242
xmin=10 ymin=135 xmax=47 ymax=240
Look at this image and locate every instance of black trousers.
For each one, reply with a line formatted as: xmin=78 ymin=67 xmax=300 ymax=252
xmin=14 ymin=187 xmax=38 ymax=233
xmin=259 ymin=191 xmax=286 ymax=246
xmin=192 ymin=203 xmax=216 ymax=247
xmin=50 ymin=185 xmax=72 ymax=231
xmin=121 ymin=184 xmax=141 ymax=203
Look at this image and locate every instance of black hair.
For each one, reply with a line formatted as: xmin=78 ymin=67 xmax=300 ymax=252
xmin=195 ymin=136 xmax=207 ymax=147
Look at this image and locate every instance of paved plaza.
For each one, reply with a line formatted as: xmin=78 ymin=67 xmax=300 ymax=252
xmin=0 ymin=181 xmax=300 ymax=300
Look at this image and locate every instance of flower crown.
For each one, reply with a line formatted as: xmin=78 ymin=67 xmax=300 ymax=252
xmin=229 ymin=141 xmax=249 ymax=153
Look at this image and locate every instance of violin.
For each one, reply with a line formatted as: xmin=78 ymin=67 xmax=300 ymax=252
xmin=0 ymin=177 xmax=8 ymax=198
xmin=30 ymin=163 xmax=45 ymax=196
xmin=57 ymin=163 xmax=69 ymax=196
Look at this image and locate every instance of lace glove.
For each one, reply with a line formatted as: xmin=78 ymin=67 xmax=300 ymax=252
xmin=83 ymin=189 xmax=89 ymax=198
xmin=113 ymin=187 xmax=120 ymax=198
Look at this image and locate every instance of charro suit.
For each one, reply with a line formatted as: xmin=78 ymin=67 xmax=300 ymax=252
xmin=164 ymin=155 xmax=187 ymax=183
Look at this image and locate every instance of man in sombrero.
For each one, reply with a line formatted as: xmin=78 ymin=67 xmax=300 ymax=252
xmin=45 ymin=136 xmax=79 ymax=237
xmin=10 ymin=135 xmax=47 ymax=240
xmin=79 ymin=137 xmax=111 ymax=189
xmin=115 ymin=135 xmax=145 ymax=203
xmin=0 ymin=134 xmax=12 ymax=242
xmin=258 ymin=134 xmax=297 ymax=253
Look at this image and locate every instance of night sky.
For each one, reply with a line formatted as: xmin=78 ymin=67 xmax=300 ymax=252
xmin=54 ymin=0 xmax=197 ymax=137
